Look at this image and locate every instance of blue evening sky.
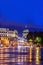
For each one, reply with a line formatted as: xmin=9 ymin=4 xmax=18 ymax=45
xmin=0 ymin=0 xmax=43 ymax=26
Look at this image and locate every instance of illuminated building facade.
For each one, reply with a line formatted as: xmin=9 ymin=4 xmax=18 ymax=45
xmin=0 ymin=28 xmax=41 ymax=65
xmin=22 ymin=28 xmax=29 ymax=39
xmin=0 ymin=28 xmax=18 ymax=37
xmin=0 ymin=28 xmax=18 ymax=47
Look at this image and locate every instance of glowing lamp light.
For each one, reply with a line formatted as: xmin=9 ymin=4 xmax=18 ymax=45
xmin=35 ymin=47 xmax=40 ymax=64
xmin=29 ymin=39 xmax=33 ymax=42
xmin=35 ymin=37 xmax=42 ymax=43
xmin=1 ymin=37 xmax=9 ymax=47
xmin=29 ymin=48 xmax=32 ymax=62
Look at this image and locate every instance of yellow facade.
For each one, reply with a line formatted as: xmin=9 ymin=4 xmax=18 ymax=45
xmin=1 ymin=37 xmax=9 ymax=46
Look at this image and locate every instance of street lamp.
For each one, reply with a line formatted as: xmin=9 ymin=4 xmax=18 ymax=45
xmin=35 ymin=37 xmax=42 ymax=47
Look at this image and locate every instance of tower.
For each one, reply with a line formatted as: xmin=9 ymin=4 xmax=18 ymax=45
xmin=22 ymin=25 xmax=29 ymax=39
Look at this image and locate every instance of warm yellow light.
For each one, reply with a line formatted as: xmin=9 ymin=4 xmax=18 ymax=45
xmin=29 ymin=48 xmax=32 ymax=62
xmin=1 ymin=37 xmax=9 ymax=46
xmin=35 ymin=47 xmax=40 ymax=64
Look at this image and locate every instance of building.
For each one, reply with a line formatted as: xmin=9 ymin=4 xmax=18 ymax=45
xmin=0 ymin=28 xmax=18 ymax=37
xmin=22 ymin=29 xmax=29 ymax=39
xmin=0 ymin=28 xmax=9 ymax=37
xmin=0 ymin=28 xmax=18 ymax=47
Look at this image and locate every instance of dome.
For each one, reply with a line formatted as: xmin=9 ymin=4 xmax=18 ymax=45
xmin=23 ymin=29 xmax=29 ymax=33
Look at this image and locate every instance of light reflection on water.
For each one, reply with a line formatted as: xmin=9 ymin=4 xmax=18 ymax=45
xmin=35 ymin=47 xmax=40 ymax=64
xmin=17 ymin=47 xmax=43 ymax=65
xmin=0 ymin=47 xmax=43 ymax=65
xmin=26 ymin=47 xmax=43 ymax=65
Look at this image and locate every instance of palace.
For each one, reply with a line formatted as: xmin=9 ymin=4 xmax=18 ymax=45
xmin=0 ymin=28 xmax=18 ymax=47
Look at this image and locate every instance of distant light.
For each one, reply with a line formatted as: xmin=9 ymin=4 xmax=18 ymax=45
xmin=35 ymin=37 xmax=42 ymax=42
xmin=18 ymin=46 xmax=25 ymax=49
xmin=29 ymin=39 xmax=33 ymax=42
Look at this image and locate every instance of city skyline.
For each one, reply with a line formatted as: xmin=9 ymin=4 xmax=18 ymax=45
xmin=0 ymin=0 xmax=43 ymax=65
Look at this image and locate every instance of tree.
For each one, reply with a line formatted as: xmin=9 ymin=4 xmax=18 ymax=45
xmin=27 ymin=32 xmax=33 ymax=43
xmin=35 ymin=37 xmax=42 ymax=43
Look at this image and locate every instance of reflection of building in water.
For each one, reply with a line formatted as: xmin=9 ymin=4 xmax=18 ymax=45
xmin=35 ymin=47 xmax=40 ymax=64
xmin=29 ymin=47 xmax=32 ymax=62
